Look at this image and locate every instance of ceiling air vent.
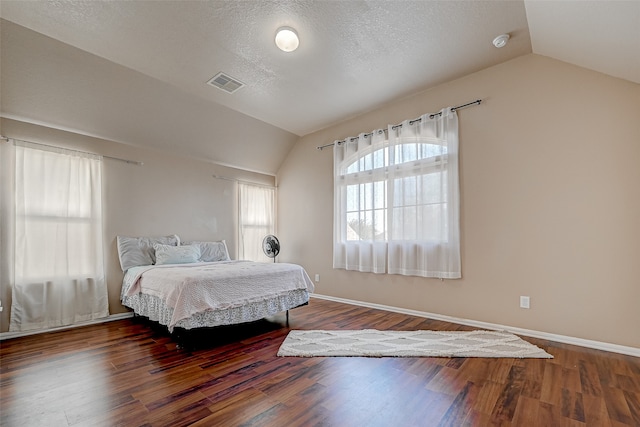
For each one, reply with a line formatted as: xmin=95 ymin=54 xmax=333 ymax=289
xmin=206 ymin=72 xmax=245 ymax=94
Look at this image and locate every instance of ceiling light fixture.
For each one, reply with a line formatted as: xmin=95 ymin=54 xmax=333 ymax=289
xmin=275 ymin=27 xmax=299 ymax=52
xmin=492 ymin=34 xmax=510 ymax=48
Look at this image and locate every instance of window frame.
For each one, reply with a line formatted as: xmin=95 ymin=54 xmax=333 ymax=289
xmin=237 ymin=182 xmax=276 ymax=262
xmin=336 ymin=137 xmax=450 ymax=244
xmin=14 ymin=146 xmax=104 ymax=281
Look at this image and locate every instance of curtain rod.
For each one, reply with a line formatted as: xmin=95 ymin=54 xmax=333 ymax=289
xmin=0 ymin=135 xmax=143 ymax=165
xmin=316 ymin=99 xmax=482 ymax=151
xmin=212 ymin=174 xmax=277 ymax=189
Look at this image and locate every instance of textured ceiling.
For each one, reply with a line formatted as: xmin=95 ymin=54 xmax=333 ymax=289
xmin=0 ymin=1 xmax=637 ymax=175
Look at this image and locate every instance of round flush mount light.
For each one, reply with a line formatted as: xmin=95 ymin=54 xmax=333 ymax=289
xmin=492 ymin=34 xmax=510 ymax=48
xmin=275 ymin=27 xmax=299 ymax=52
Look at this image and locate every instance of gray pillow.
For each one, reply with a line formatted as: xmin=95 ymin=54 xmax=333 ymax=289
xmin=154 ymin=243 xmax=201 ymax=265
xmin=181 ymin=240 xmax=230 ymax=262
xmin=116 ymin=234 xmax=180 ymax=271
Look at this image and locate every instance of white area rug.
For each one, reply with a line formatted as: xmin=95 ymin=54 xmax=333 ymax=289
xmin=277 ymin=329 xmax=553 ymax=358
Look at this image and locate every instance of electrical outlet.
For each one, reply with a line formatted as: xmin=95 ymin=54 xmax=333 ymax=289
xmin=315 ymin=274 xmax=320 ymax=282
xmin=520 ymin=296 xmax=530 ymax=309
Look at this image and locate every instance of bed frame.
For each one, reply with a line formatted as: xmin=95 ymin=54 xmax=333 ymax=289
xmin=132 ymin=302 xmax=308 ymax=350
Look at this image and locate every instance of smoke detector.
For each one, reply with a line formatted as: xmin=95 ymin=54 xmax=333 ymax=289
xmin=206 ymin=72 xmax=245 ymax=94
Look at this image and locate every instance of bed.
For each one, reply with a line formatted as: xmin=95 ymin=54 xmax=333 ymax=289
xmin=117 ymin=235 xmax=314 ymax=336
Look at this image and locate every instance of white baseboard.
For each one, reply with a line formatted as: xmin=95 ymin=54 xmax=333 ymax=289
xmin=4 ymin=297 xmax=638 ymax=358
xmin=311 ymin=294 xmax=640 ymax=358
xmin=0 ymin=312 xmax=134 ymax=341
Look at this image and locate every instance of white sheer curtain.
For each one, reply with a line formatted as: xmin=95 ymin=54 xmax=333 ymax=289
xmin=0 ymin=141 xmax=16 ymax=330
xmin=9 ymin=141 xmax=108 ymax=331
xmin=238 ymin=183 xmax=275 ymax=262
xmin=333 ymin=130 xmax=389 ymax=273
xmin=333 ymin=108 xmax=461 ymax=278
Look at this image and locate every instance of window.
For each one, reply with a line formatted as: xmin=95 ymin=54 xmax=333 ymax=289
xmin=8 ymin=141 xmax=108 ymax=331
xmin=238 ymin=183 xmax=275 ymax=262
xmin=16 ymin=150 xmax=102 ymax=280
xmin=333 ymin=109 xmax=461 ymax=278
xmin=342 ymin=139 xmax=449 ymax=242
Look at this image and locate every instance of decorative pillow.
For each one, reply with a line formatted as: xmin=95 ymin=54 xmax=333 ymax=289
xmin=116 ymin=234 xmax=180 ymax=271
xmin=154 ymin=243 xmax=200 ymax=265
xmin=182 ymin=240 xmax=230 ymax=262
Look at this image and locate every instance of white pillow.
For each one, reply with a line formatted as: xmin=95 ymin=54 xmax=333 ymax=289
xmin=181 ymin=240 xmax=230 ymax=262
xmin=154 ymin=243 xmax=201 ymax=265
xmin=116 ymin=234 xmax=180 ymax=271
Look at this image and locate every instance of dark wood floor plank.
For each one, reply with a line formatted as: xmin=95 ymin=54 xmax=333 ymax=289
xmin=601 ymin=386 xmax=634 ymax=425
xmin=516 ymin=358 xmax=546 ymax=400
xmin=69 ymin=398 xmax=150 ymax=427
xmin=583 ymin=394 xmax=614 ymax=427
xmin=541 ymin=362 xmax=565 ymax=405
xmin=192 ymin=387 xmax=279 ymax=426
xmin=579 ymin=359 xmax=605 ymax=397
xmin=437 ymin=381 xmax=481 ymax=427
xmin=511 ymin=395 xmax=540 ymax=426
xmin=1 ymin=298 xmax=639 ymax=427
xmin=623 ymin=390 xmax=640 ymax=426
xmin=560 ymin=388 xmax=585 ymax=422
xmin=471 ymin=380 xmax=504 ymax=417
xmin=490 ymin=364 xmax=527 ymax=424
xmin=426 ymin=363 xmax=474 ymax=396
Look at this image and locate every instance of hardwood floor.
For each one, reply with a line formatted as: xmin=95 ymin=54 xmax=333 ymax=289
xmin=1 ymin=298 xmax=639 ymax=427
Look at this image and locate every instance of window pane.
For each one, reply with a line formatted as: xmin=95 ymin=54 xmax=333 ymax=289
xmin=363 ymin=152 xmax=372 ymax=171
xmin=20 ymin=219 xmax=96 ymax=278
xmin=393 ymin=176 xmax=417 ymax=206
xmin=238 ymin=184 xmax=275 ymax=262
xmin=359 ymin=183 xmax=367 ymax=210
xmin=373 ymin=209 xmax=386 ymax=239
xmin=419 ymin=204 xmax=448 ymax=241
xmin=391 ymin=142 xmax=446 ymax=166
xmin=20 ymin=152 xmax=95 ymax=218
xmin=363 ymin=182 xmax=374 ymax=210
xmin=372 ymin=146 xmax=386 ymax=169
xmin=346 ymin=184 xmax=359 ymax=211
xmin=419 ymin=141 xmax=446 ymax=159
xmin=347 ymin=211 xmax=369 ymax=240
xmin=419 ymin=172 xmax=447 ymax=205
xmin=345 ymin=147 xmax=388 ymax=174
xmin=374 ymin=181 xmax=386 ymax=209
xmin=391 ymin=206 xmax=416 ymax=240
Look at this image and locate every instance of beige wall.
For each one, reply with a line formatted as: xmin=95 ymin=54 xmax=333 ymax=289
xmin=0 ymin=118 xmax=275 ymax=332
xmin=2 ymin=53 xmax=638 ymax=348
xmin=277 ymin=54 xmax=640 ymax=348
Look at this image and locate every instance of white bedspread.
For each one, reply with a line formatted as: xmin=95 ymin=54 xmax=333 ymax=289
xmin=122 ymin=261 xmax=314 ymax=330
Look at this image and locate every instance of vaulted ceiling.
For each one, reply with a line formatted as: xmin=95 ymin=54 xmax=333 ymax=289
xmin=1 ymin=1 xmax=638 ymax=175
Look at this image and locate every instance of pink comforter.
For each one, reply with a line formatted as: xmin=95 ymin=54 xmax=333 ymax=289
xmin=124 ymin=261 xmax=314 ymax=329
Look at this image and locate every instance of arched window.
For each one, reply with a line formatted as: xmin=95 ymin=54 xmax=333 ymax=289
xmin=333 ymin=109 xmax=461 ymax=279
xmin=339 ymin=138 xmax=449 ymax=242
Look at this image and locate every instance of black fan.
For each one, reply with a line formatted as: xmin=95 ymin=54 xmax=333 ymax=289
xmin=262 ymin=235 xmax=280 ymax=262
